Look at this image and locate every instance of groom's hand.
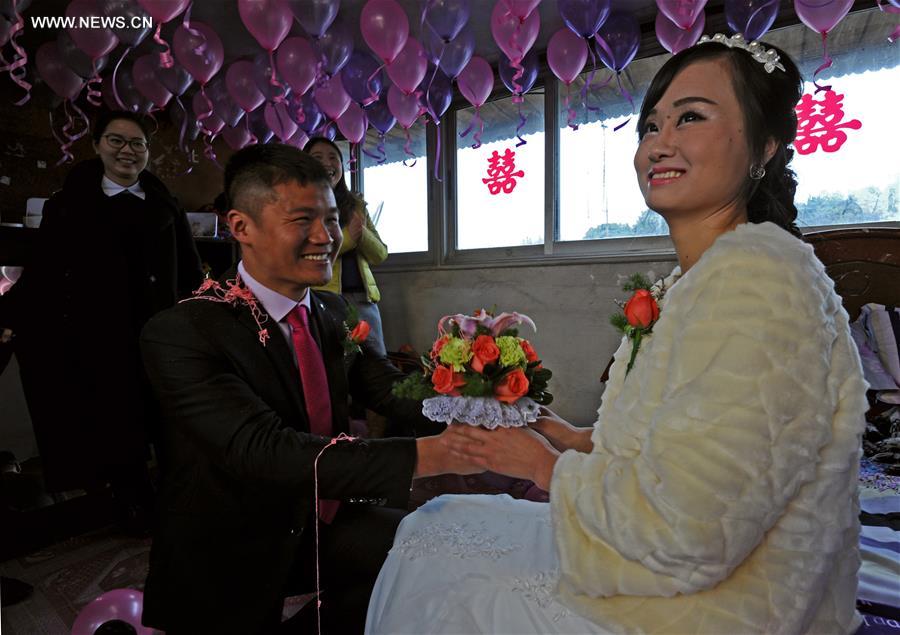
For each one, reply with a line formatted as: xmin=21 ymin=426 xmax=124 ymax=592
xmin=413 ymin=428 xmax=486 ymax=478
xmin=531 ymin=407 xmax=594 ymax=453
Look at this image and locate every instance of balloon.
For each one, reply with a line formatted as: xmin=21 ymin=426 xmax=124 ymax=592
xmin=290 ymin=90 xmax=323 ymax=132
xmin=424 ymin=22 xmax=474 ymax=79
xmin=226 ymin=60 xmax=265 ymax=112
xmin=169 ymin=102 xmax=201 ymax=141
xmin=286 ymin=127 xmax=309 ymax=149
xmin=277 ymin=37 xmax=317 ymax=96
xmin=238 ymin=0 xmax=292 ymax=51
xmin=207 ymin=76 xmax=245 ymax=128
xmin=457 ymin=56 xmax=493 ymax=107
xmin=558 ymin=0 xmax=611 ymax=38
xmin=387 ymin=84 xmax=420 ymax=128
xmin=136 ymin=0 xmax=189 ymax=23
xmin=421 ymin=66 xmax=452 ymax=119
xmin=336 ymin=100 xmax=367 ymax=144
xmin=264 ymin=101 xmax=298 ymax=141
xmin=341 ymin=49 xmax=383 ymax=105
xmin=594 ymin=11 xmax=640 ymax=73
xmin=251 ymin=52 xmax=288 ymax=102
xmin=501 ymin=0 xmax=541 ymax=20
xmin=360 ymin=0 xmax=409 ymax=63
xmin=287 ymin=0 xmax=339 ymax=39
xmin=102 ymin=67 xmax=152 ymax=112
xmin=173 ymin=22 xmax=224 ymax=85
xmin=70 ymin=589 xmax=152 ymax=635
xmin=498 ymin=49 xmax=538 ymax=95
xmin=793 ymin=0 xmax=853 ymax=35
xmin=0 ymin=0 xmax=30 ymax=21
xmin=490 ymin=0 xmax=540 ymax=64
xmin=424 ymin=0 xmax=470 ymax=43
xmin=655 ymin=0 xmax=708 ymax=30
xmin=100 ymin=0 xmax=151 ymax=46
xmin=655 ymin=10 xmax=705 ymax=54
xmin=365 ymin=92 xmax=396 ymax=134
xmin=724 ymin=0 xmax=779 ymax=41
xmin=248 ymin=107 xmax=274 ymax=143
xmin=67 ymin=0 xmax=119 ymax=59
xmin=36 ymin=41 xmax=84 ymax=100
xmin=315 ymin=73 xmax=351 ymax=119
xmin=156 ymin=60 xmax=193 ymax=96
xmin=192 ymin=90 xmax=225 ymax=134
xmin=315 ymin=16 xmax=353 ymax=76
xmin=386 ymin=37 xmax=427 ymax=95
xmin=547 ymin=28 xmax=587 ymax=86
xmin=133 ymin=53 xmax=173 ymax=107
xmin=0 ymin=15 xmax=11 ymax=47
xmin=57 ymin=30 xmax=107 ymax=79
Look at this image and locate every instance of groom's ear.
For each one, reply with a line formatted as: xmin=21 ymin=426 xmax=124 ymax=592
xmin=226 ymin=208 xmax=253 ymax=245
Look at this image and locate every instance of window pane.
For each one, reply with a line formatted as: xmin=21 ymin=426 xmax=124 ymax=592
xmin=456 ymin=92 xmax=545 ymax=249
xmin=361 ymin=120 xmax=428 ymax=254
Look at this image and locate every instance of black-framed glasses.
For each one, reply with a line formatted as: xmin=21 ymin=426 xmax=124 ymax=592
xmin=102 ymin=134 xmax=148 ymax=153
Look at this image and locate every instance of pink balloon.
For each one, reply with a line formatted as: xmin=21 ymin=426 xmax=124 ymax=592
xmin=793 ymin=0 xmax=853 ymax=34
xmin=277 ymin=37 xmax=317 ymax=96
xmin=387 ymin=83 xmax=420 ymax=128
xmin=490 ymin=0 xmax=540 ymax=64
xmin=286 ymin=128 xmax=309 ymax=149
xmin=133 ymin=53 xmax=172 ymax=107
xmin=315 ymin=73 xmax=351 ymax=120
xmin=71 ymin=589 xmax=153 ymax=635
xmin=360 ymin=0 xmax=409 ymax=63
xmin=222 ymin=124 xmax=253 ymax=150
xmin=547 ymin=28 xmax=587 ymax=86
xmin=386 ymin=37 xmax=427 ymax=95
xmin=226 ymin=60 xmax=265 ymax=113
xmin=36 ymin=41 xmax=84 ymax=100
xmin=192 ymin=90 xmax=225 ymax=134
xmin=238 ymin=0 xmax=292 ymax=51
xmin=457 ymin=56 xmax=493 ymax=108
xmin=265 ymin=101 xmax=299 ymax=141
xmin=66 ymin=0 xmax=119 ymax=59
xmin=136 ymin=0 xmax=189 ymax=23
xmin=501 ymin=0 xmax=541 ymax=20
xmin=655 ymin=10 xmax=705 ymax=54
xmin=173 ymin=22 xmax=224 ymax=85
xmin=337 ymin=101 xmax=368 ymax=144
xmin=655 ymin=0 xmax=708 ymax=30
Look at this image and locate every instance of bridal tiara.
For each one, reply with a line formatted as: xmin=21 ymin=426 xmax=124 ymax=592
xmin=696 ymin=33 xmax=786 ymax=74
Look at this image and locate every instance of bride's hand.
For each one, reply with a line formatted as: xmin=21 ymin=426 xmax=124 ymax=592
xmin=440 ymin=424 xmax=559 ymax=491
xmin=531 ymin=407 xmax=593 ymax=453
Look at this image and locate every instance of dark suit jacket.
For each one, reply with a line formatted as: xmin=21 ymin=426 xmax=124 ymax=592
xmin=140 ymin=273 xmax=425 ymax=634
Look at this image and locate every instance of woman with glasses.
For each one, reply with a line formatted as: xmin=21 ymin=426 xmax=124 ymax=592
xmin=0 ymin=110 xmax=203 ymax=532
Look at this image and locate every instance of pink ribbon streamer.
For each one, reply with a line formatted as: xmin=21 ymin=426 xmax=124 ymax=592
xmin=202 ymin=132 xmax=221 ymax=168
xmin=459 ymin=107 xmax=486 ymax=149
xmin=513 ymin=98 xmax=527 ymax=147
xmin=53 ymin=99 xmax=89 ymax=165
xmin=581 ymin=44 xmax=604 ymax=116
xmin=360 ymin=140 xmax=385 ymax=165
xmin=612 ymin=72 xmax=634 ymax=131
xmin=402 ymin=127 xmax=417 ymax=166
xmin=811 ymin=32 xmax=834 ymax=93
xmin=244 ymin=115 xmax=258 ymax=146
xmin=876 ymin=0 xmax=900 ymax=42
xmin=152 ymin=24 xmax=174 ymax=69
xmin=111 ymin=46 xmax=132 ymax=109
xmin=86 ymin=60 xmax=103 ymax=107
xmin=564 ymin=86 xmax=578 ymax=131
xmin=196 ymin=85 xmax=215 ymax=135
xmin=6 ymin=10 xmax=31 ymax=105
xmin=365 ymin=63 xmax=385 ymax=107
xmin=268 ymin=49 xmax=287 ymax=104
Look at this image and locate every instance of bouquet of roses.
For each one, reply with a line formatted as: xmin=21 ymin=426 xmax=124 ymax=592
xmin=393 ymin=309 xmax=552 ymax=428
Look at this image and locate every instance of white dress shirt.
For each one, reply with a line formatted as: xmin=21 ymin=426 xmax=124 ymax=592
xmin=101 ymin=175 xmax=146 ymax=200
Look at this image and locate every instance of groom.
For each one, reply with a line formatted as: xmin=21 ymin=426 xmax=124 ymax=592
xmin=140 ymin=144 xmax=469 ymax=635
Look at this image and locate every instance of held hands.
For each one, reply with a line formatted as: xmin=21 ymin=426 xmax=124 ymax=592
xmin=347 ymin=211 xmax=364 ymax=243
xmin=531 ymin=407 xmax=594 ymax=453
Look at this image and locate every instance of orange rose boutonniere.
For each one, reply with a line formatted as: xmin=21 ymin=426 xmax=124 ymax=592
xmin=342 ymin=303 xmax=370 ymax=356
xmin=610 ymin=273 xmax=665 ymax=375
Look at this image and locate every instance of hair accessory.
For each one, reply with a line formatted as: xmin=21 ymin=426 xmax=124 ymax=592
xmin=750 ymin=164 xmax=766 ymax=180
xmin=697 ymin=33 xmax=786 ymax=74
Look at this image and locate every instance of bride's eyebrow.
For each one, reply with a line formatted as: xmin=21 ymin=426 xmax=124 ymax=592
xmin=671 ymin=96 xmax=718 ymax=108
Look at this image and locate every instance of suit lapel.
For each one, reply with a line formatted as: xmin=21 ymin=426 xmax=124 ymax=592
xmin=309 ymin=293 xmax=349 ymax=434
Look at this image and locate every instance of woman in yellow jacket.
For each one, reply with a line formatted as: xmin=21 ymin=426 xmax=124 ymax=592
xmin=307 ymin=137 xmax=389 ymax=356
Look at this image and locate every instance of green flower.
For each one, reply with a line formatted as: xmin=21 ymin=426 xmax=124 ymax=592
xmin=438 ymin=337 xmax=472 ymax=372
xmin=496 ymin=336 xmax=526 ymax=368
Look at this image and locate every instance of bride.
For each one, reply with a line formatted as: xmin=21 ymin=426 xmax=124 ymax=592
xmin=366 ymin=35 xmax=867 ymax=635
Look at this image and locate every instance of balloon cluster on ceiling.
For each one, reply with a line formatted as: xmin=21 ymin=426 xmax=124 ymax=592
xmin=0 ymin=0 xmax=881 ymax=168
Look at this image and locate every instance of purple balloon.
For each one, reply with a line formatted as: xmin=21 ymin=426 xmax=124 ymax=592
xmin=0 ymin=15 xmax=12 ymax=47
xmin=558 ymin=0 xmax=611 ymax=38
xmin=794 ymin=0 xmax=852 ymax=34
xmin=547 ymin=27 xmax=588 ymax=86
xmin=265 ymin=101 xmax=298 ymax=141
xmin=238 ymin=0 xmax=292 ymax=51
xmin=497 ymin=49 xmax=538 ymax=96
xmin=490 ymin=0 xmax=540 ymax=64
xmin=360 ymin=0 xmax=409 ymax=64
xmin=316 ymin=72 xmax=351 ymax=119
xmin=57 ymin=30 xmax=107 ymax=79
xmin=102 ymin=64 xmax=152 ymax=111
xmin=457 ymin=55 xmax=493 ymax=108
xmin=316 ymin=16 xmax=353 ymax=77
xmin=248 ymin=106 xmax=275 ymax=143
xmin=67 ymin=0 xmax=119 ymax=59
xmin=222 ymin=123 xmax=253 ymax=150
xmin=277 ymin=36 xmax=317 ymax=96
xmin=156 ymin=60 xmax=193 ymax=96
xmin=226 ymin=59 xmax=265 ymax=112
xmin=387 ymin=83 xmax=420 ymax=128
xmin=724 ymin=0 xmax=779 ymax=40
xmin=252 ymin=51 xmax=289 ymax=102
xmin=386 ymin=37 xmax=427 ymax=95
xmin=365 ymin=92 xmax=396 ymax=134
xmin=169 ymin=100 xmax=202 ymax=141
xmin=290 ymin=90 xmax=323 ymax=133
xmin=100 ymin=0 xmax=151 ymax=47
xmin=341 ymin=49 xmax=383 ymax=105
xmin=424 ymin=0 xmax=470 ymax=41
xmin=207 ymin=75 xmax=244 ymax=128
xmin=594 ymin=11 xmax=640 ymax=73
xmin=655 ymin=10 xmax=705 ymax=55
xmin=337 ymin=100 xmax=367 ymax=144
xmin=421 ymin=65 xmax=452 ymax=119
xmin=0 ymin=0 xmax=31 ymax=21
xmin=287 ymin=0 xmax=339 ymax=39
xmin=136 ymin=0 xmax=188 ymax=23
xmin=36 ymin=41 xmax=84 ymax=100
xmin=173 ymin=21 xmax=224 ymax=85
xmin=71 ymin=589 xmax=153 ymax=635
xmin=423 ymin=22 xmax=474 ymax=79
xmin=655 ymin=0 xmax=708 ymax=30
xmin=133 ymin=53 xmax=173 ymax=107
xmin=192 ymin=90 xmax=225 ymax=134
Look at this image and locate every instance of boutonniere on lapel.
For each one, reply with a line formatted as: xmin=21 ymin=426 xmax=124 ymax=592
xmin=182 ymin=274 xmax=271 ymax=346
xmin=342 ymin=303 xmax=370 ymax=357
xmin=610 ymin=273 xmax=665 ymax=375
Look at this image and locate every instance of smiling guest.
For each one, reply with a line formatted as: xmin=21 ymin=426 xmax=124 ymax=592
xmin=0 ymin=110 xmax=202 ymax=530
xmin=139 ymin=143 xmax=462 ymax=635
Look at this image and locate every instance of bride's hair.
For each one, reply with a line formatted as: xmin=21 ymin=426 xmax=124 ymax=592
xmin=637 ymin=40 xmax=804 ymax=239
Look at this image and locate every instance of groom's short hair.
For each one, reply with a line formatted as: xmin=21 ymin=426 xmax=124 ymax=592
xmin=224 ymin=143 xmax=331 ymax=222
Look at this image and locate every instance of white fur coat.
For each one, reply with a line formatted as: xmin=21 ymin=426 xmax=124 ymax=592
xmin=551 ymin=222 xmax=868 ymax=634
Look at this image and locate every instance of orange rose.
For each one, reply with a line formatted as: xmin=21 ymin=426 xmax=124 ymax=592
xmin=431 ymin=334 xmax=451 ymax=360
xmin=432 ymin=365 xmax=466 ymax=395
xmin=623 ymin=289 xmax=660 ymax=329
xmin=519 ymin=339 xmax=539 ymax=363
xmin=470 ymin=334 xmax=500 ymax=373
xmin=350 ymin=320 xmax=370 ymax=343
xmin=494 ymin=368 xmax=529 ymax=404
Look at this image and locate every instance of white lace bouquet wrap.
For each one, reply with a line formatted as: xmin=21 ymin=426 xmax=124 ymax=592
xmin=422 ymin=396 xmax=541 ymax=428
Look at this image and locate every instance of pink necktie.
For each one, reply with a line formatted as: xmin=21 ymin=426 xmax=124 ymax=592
xmin=286 ymin=304 xmax=339 ymax=523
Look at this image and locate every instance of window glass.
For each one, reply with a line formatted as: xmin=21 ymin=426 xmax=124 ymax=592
xmin=361 ymin=120 xmax=428 ymax=254
xmin=455 ymin=92 xmax=545 ymax=250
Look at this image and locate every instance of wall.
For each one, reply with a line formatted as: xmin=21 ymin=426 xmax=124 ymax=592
xmin=375 ymin=256 xmax=675 ymax=425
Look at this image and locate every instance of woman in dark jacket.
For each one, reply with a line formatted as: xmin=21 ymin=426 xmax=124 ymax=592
xmin=0 ymin=111 xmax=203 ymax=519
